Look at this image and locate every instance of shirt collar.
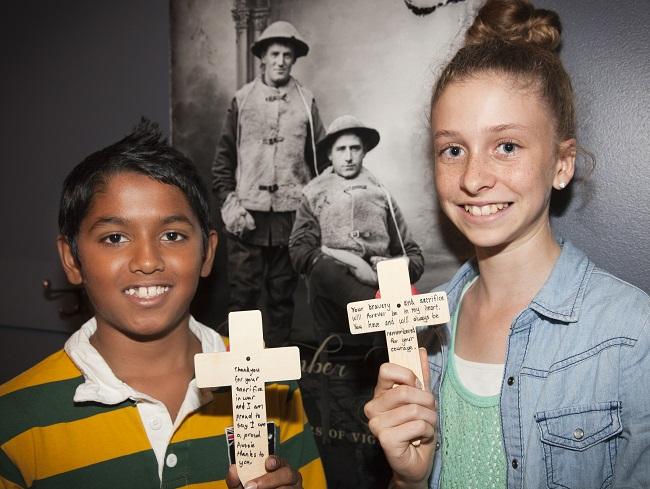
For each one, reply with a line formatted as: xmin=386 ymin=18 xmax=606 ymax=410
xmin=443 ymin=258 xmax=479 ymax=312
xmin=529 ymin=239 xmax=594 ymax=323
xmin=442 ymin=239 xmax=593 ymax=325
xmin=64 ymin=316 xmax=227 ymax=405
xmin=259 ymin=75 xmax=294 ymax=93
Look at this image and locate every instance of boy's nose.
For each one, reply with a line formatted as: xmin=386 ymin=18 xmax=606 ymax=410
xmin=129 ymin=241 xmax=165 ymax=274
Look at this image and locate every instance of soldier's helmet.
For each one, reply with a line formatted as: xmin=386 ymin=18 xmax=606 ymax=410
xmin=316 ymin=115 xmax=381 ymax=163
xmin=251 ymin=21 xmax=309 ymax=59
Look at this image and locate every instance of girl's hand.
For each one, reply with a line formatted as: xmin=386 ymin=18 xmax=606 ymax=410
xmin=364 ymin=348 xmax=437 ymax=488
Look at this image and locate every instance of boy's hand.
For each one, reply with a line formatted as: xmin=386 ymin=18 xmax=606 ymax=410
xmin=225 ymin=455 xmax=303 ymax=489
xmin=364 ymin=348 xmax=437 ymax=488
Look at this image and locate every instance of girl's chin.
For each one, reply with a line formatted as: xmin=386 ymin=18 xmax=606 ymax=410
xmin=461 ymin=230 xmax=513 ymax=251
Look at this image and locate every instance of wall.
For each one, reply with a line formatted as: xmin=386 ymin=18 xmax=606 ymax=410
xmin=170 ymin=0 xmax=238 ymax=328
xmin=540 ymin=0 xmax=650 ymax=291
xmin=0 ymin=0 xmax=170 ymax=382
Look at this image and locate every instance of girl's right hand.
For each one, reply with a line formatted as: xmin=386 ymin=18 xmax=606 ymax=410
xmin=364 ymin=348 xmax=437 ymax=488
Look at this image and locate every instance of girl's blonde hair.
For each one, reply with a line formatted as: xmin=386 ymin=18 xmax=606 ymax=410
xmin=432 ymin=0 xmax=575 ymax=141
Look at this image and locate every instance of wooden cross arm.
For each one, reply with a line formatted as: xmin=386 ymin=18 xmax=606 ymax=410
xmin=347 ymin=292 xmax=450 ymax=335
xmin=194 ymin=347 xmax=301 ymax=389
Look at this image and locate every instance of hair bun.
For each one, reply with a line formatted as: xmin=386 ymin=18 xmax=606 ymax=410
xmin=465 ymin=0 xmax=562 ymax=52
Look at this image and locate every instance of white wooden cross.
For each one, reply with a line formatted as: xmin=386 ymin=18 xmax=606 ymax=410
xmin=194 ymin=310 xmax=301 ymax=485
xmin=347 ymin=257 xmax=450 ymax=389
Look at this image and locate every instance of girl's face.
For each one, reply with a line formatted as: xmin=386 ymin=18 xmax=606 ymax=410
xmin=431 ymin=72 xmax=575 ymax=253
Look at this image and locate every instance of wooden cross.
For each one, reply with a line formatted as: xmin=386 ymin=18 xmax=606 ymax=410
xmin=347 ymin=257 xmax=450 ymax=388
xmin=194 ymin=310 xmax=301 ymax=485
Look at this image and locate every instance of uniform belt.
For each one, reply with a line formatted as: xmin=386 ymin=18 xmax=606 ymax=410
xmin=259 ymin=184 xmax=279 ymax=193
xmin=344 ymin=185 xmax=368 ymax=193
xmin=262 ymin=136 xmax=285 ymax=145
xmin=265 ymin=94 xmax=287 ymax=102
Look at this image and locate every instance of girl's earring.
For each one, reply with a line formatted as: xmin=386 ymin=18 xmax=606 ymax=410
xmin=558 ymin=182 xmax=566 ymax=190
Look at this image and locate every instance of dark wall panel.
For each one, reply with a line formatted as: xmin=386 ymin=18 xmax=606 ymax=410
xmin=540 ymin=0 xmax=650 ymax=291
xmin=0 ymin=0 xmax=170 ymax=382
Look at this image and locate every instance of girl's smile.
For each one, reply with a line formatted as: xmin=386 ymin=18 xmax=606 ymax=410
xmin=431 ymin=72 xmax=575 ymax=252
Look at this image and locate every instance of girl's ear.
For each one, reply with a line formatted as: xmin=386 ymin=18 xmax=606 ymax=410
xmin=553 ymin=138 xmax=577 ymax=190
xmin=200 ymin=230 xmax=219 ymax=277
xmin=56 ymin=235 xmax=83 ymax=285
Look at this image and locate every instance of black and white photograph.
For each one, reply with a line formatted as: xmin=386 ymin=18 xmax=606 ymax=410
xmin=170 ymin=2 xmax=481 ymax=485
xmin=1 ymin=1 xmax=649 ymax=488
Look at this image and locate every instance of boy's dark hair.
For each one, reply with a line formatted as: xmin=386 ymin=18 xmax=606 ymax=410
xmin=59 ymin=118 xmax=212 ymax=260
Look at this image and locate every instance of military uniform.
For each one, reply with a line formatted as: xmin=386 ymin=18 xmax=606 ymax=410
xmin=213 ymin=71 xmax=325 ymax=347
xmin=289 ymin=166 xmax=424 ymax=338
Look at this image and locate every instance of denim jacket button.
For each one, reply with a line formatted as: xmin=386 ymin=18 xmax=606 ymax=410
xmin=573 ymin=427 xmax=585 ymax=440
xmin=507 ymin=376 xmax=515 ymax=386
xmin=511 ymin=458 xmax=519 ymax=469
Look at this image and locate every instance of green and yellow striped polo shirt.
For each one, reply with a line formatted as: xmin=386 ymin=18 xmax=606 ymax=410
xmin=0 ymin=348 xmax=325 ymax=488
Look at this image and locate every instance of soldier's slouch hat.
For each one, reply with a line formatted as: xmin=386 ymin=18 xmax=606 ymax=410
xmin=251 ymin=21 xmax=309 ymax=58
xmin=317 ymin=115 xmax=381 ymax=162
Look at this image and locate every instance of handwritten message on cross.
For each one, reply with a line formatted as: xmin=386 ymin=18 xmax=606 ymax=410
xmin=194 ymin=310 xmax=301 ymax=485
xmin=347 ymin=257 xmax=450 ymax=388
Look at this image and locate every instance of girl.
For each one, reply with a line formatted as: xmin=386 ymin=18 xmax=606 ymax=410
xmin=364 ymin=1 xmax=650 ymax=488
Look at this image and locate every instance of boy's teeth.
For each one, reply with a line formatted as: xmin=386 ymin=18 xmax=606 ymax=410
xmin=464 ymin=203 xmax=509 ymax=216
xmin=125 ymin=286 xmax=169 ymax=298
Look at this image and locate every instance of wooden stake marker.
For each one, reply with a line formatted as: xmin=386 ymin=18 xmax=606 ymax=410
xmin=194 ymin=310 xmax=301 ymax=485
xmin=347 ymin=257 xmax=450 ymax=388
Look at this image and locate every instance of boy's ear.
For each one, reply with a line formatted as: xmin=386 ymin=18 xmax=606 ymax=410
xmin=200 ymin=230 xmax=219 ymax=277
xmin=553 ymin=138 xmax=577 ymax=189
xmin=56 ymin=235 xmax=83 ymax=285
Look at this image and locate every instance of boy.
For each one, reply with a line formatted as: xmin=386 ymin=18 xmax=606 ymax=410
xmin=0 ymin=120 xmax=325 ymax=489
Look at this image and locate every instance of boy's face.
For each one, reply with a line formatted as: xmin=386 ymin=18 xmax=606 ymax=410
xmin=57 ymin=172 xmax=217 ymax=340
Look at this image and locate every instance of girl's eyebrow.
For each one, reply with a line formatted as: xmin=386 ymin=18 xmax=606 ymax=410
xmin=432 ymin=129 xmax=460 ymax=141
xmin=433 ymin=124 xmax=528 ymax=141
xmin=485 ymin=123 xmax=527 ymax=133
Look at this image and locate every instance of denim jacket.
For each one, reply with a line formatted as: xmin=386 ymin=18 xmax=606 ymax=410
xmin=422 ymin=240 xmax=650 ymax=489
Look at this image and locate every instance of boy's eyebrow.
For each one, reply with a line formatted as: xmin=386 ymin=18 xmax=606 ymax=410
xmin=88 ymin=215 xmax=196 ymax=231
xmin=88 ymin=216 xmax=128 ymax=231
xmin=160 ymin=215 xmax=196 ymax=227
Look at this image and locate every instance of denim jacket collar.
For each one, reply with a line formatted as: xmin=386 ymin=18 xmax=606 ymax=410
xmin=443 ymin=239 xmax=594 ymax=325
xmin=529 ymin=239 xmax=594 ymax=323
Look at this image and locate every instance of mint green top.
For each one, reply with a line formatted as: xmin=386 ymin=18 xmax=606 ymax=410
xmin=440 ymin=281 xmax=507 ymax=489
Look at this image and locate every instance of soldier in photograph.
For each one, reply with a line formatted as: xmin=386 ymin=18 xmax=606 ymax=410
xmin=289 ymin=115 xmax=424 ymax=338
xmin=212 ymin=21 xmax=326 ymax=347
